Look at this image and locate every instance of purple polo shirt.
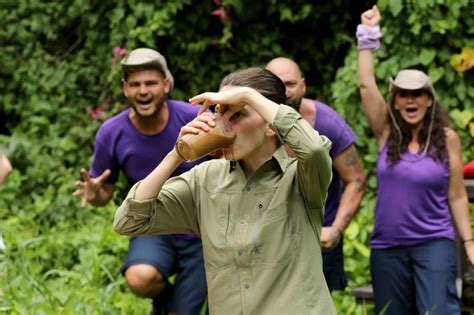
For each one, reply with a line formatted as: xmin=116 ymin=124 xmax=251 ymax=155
xmin=312 ymin=101 xmax=356 ymax=226
xmin=90 ymin=100 xmax=208 ymax=239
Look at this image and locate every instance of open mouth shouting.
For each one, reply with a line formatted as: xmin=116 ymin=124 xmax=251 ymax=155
xmin=135 ymin=98 xmax=153 ymax=110
xmin=405 ymin=107 xmax=419 ymax=118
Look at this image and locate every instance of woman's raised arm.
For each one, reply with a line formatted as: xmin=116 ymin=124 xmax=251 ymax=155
xmin=357 ymin=5 xmax=389 ymax=146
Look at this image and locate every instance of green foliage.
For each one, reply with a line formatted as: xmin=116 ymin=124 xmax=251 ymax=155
xmin=0 ymin=0 xmax=473 ymax=314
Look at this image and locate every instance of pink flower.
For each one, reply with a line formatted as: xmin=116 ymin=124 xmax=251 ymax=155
xmin=87 ymin=107 xmax=107 ymax=121
xmin=111 ymin=46 xmax=128 ymax=70
xmin=211 ymin=8 xmax=229 ymax=23
xmin=87 ymin=96 xmax=115 ymax=121
xmin=114 ymin=46 xmax=128 ymax=59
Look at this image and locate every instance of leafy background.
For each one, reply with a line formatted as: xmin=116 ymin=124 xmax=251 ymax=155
xmin=0 ymin=0 xmax=472 ymax=314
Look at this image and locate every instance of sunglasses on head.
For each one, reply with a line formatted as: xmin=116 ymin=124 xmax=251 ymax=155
xmin=397 ymin=89 xmax=427 ymax=98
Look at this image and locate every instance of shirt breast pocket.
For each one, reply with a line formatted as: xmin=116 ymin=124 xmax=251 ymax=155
xmin=250 ymin=201 xmax=299 ymax=266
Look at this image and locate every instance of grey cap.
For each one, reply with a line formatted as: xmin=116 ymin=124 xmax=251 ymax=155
xmin=389 ymin=69 xmax=435 ymax=98
xmin=121 ymin=48 xmax=174 ymax=91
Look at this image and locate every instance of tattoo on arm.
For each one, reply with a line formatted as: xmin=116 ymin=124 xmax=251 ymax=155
xmin=354 ymin=177 xmax=364 ymax=192
xmin=343 ymin=151 xmax=358 ymax=166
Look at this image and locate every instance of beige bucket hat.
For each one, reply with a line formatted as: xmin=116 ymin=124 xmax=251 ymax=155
xmin=389 ymin=69 xmax=435 ymax=98
xmin=121 ymin=48 xmax=174 ymax=91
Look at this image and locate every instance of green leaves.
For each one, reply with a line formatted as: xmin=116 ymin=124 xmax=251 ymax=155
xmin=278 ymin=3 xmax=312 ymax=22
xmin=388 ymin=0 xmax=403 ymax=17
xmin=450 ymin=109 xmax=473 ymax=129
xmin=427 ymin=66 xmax=445 ymax=83
xmin=419 ymin=49 xmax=436 ymax=66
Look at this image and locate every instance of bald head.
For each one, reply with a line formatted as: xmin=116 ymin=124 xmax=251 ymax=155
xmin=266 ymin=57 xmax=303 ymax=78
xmin=266 ymin=57 xmax=306 ymax=111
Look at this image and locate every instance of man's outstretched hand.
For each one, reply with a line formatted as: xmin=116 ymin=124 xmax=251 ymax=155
xmin=73 ymin=168 xmax=111 ymax=207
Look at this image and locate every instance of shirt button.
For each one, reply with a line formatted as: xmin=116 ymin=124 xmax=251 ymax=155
xmin=246 ymin=187 xmax=251 ymax=191
xmin=245 ymin=284 xmax=249 ymax=289
xmin=258 ymin=204 xmax=263 ymax=208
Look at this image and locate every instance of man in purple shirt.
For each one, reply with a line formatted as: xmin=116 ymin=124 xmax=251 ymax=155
xmin=74 ymin=48 xmax=207 ymax=314
xmin=267 ymin=57 xmax=366 ymax=291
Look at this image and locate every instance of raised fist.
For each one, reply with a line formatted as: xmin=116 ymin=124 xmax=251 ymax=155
xmin=361 ymin=5 xmax=381 ymax=27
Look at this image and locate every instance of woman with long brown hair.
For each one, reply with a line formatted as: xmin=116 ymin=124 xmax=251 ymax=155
xmin=358 ymin=5 xmax=474 ymax=315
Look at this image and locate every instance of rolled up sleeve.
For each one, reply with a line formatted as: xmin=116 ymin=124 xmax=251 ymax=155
xmin=114 ymin=169 xmax=200 ymax=237
xmin=270 ymin=105 xmax=332 ymax=208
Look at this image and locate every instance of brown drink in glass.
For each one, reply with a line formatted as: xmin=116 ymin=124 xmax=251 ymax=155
xmin=176 ymin=113 xmax=235 ymax=162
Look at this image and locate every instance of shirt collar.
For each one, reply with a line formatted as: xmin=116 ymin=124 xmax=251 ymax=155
xmin=228 ymin=145 xmax=291 ymax=173
xmin=271 ymin=145 xmax=291 ymax=172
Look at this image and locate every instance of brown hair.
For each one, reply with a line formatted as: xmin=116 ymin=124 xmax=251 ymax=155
xmin=220 ymin=67 xmax=287 ymax=105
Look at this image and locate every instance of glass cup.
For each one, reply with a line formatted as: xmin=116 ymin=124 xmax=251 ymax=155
xmin=175 ymin=113 xmax=235 ymax=162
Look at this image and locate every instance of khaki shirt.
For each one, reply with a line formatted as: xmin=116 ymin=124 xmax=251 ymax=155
xmin=114 ymin=105 xmax=336 ymax=314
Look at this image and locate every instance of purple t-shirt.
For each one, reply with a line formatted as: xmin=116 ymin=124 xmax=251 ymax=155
xmin=312 ymin=101 xmax=356 ymax=226
xmin=371 ymin=145 xmax=454 ymax=248
xmin=90 ymin=100 xmax=208 ymax=239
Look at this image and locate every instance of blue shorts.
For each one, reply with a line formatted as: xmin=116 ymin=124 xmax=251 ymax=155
xmin=371 ymin=238 xmax=459 ymax=315
xmin=322 ymin=239 xmax=347 ymax=292
xmin=122 ymin=235 xmax=207 ymax=314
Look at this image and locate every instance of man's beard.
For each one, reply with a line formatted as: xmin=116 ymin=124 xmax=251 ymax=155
xmin=286 ymin=95 xmax=303 ymax=112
